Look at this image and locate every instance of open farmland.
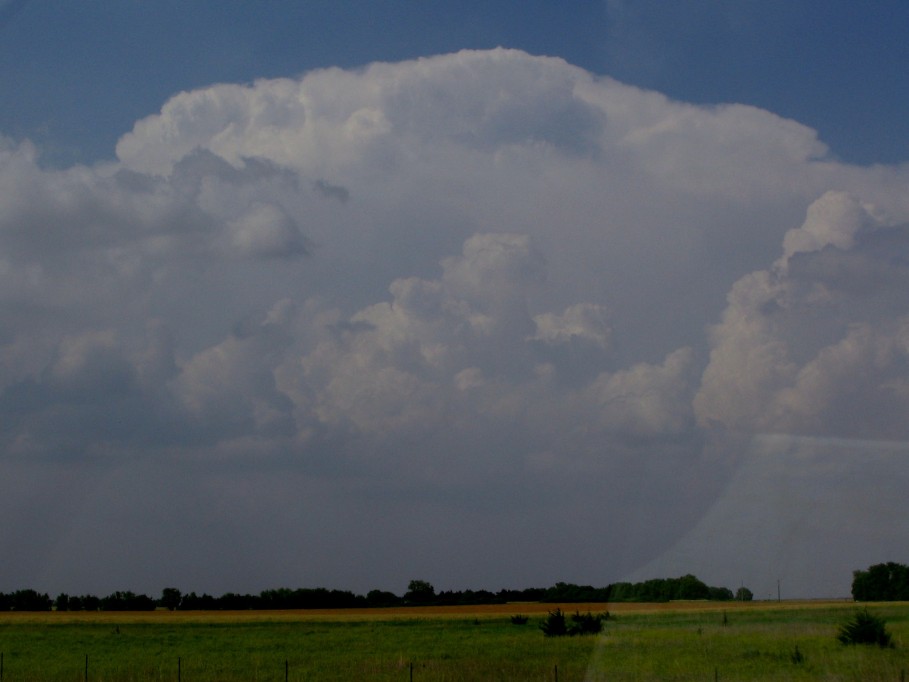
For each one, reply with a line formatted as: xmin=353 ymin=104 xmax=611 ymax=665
xmin=1 ymin=601 xmax=908 ymax=681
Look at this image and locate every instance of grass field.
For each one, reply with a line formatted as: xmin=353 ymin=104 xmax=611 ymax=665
xmin=0 ymin=601 xmax=907 ymax=681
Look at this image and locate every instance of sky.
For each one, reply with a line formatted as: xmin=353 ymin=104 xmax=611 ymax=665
xmin=1 ymin=1 xmax=909 ymax=600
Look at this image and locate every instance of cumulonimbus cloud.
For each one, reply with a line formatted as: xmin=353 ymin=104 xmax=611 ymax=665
xmin=696 ymin=191 xmax=909 ymax=440
xmin=1 ymin=49 xmax=909 ymax=596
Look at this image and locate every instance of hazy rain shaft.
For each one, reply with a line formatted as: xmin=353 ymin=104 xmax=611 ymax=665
xmin=2 ymin=48 xmax=909 ymax=598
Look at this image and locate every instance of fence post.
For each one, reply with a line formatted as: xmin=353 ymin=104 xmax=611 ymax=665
xmin=409 ymin=661 xmax=413 ymax=682
xmin=285 ymin=659 xmax=288 ymax=682
xmin=1 ymin=650 xmax=4 ymax=682
xmin=85 ymin=654 xmax=88 ymax=682
xmin=178 ymin=656 xmax=181 ymax=682
xmin=554 ymin=664 xmax=558 ymax=682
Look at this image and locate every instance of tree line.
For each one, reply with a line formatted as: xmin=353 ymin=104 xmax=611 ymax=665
xmin=0 ymin=575 xmax=751 ymax=612
xmin=12 ymin=560 xmax=899 ymax=610
xmin=607 ymin=575 xmax=752 ymax=602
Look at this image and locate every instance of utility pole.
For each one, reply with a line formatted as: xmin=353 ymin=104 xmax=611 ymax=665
xmin=777 ymin=579 xmax=781 ymax=603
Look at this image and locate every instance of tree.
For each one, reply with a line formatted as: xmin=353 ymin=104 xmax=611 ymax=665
xmin=852 ymin=562 xmax=909 ymax=601
xmin=10 ymin=589 xmax=51 ymax=611
xmin=81 ymin=595 xmax=101 ymax=611
xmin=676 ymin=574 xmax=710 ymax=600
xmin=180 ymin=592 xmax=217 ymax=609
xmin=366 ymin=589 xmax=401 ymax=607
xmin=404 ymin=580 xmax=435 ymax=604
xmin=709 ymin=586 xmax=734 ymax=601
xmin=160 ymin=587 xmax=182 ymax=611
xmin=101 ymin=591 xmax=155 ymax=611
xmin=542 ymin=582 xmax=611 ymax=603
xmin=735 ymin=587 xmax=753 ymax=602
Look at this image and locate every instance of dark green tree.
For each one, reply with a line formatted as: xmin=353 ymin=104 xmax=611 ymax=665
xmin=404 ymin=580 xmax=436 ymax=604
xmin=542 ymin=582 xmax=611 ymax=602
xmin=735 ymin=586 xmax=753 ymax=602
xmin=81 ymin=595 xmax=101 ymax=611
xmin=101 ymin=591 xmax=155 ymax=611
xmin=160 ymin=587 xmax=182 ymax=610
xmin=676 ymin=574 xmax=710 ymax=600
xmin=708 ymin=586 xmax=734 ymax=600
xmin=10 ymin=589 xmax=51 ymax=611
xmin=366 ymin=589 xmax=401 ymax=607
xmin=852 ymin=562 xmax=909 ymax=601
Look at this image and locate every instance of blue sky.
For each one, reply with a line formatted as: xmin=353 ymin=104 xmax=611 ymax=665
xmin=1 ymin=2 xmax=909 ymax=601
xmin=2 ymin=1 xmax=908 ymax=166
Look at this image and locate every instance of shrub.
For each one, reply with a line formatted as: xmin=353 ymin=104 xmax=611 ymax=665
xmin=569 ymin=610 xmax=607 ymax=635
xmin=837 ymin=609 xmax=893 ymax=648
xmin=540 ymin=608 xmax=607 ymax=636
xmin=510 ymin=614 xmax=529 ymax=625
xmin=540 ymin=608 xmax=568 ymax=637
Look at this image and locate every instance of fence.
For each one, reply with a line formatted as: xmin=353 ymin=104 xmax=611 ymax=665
xmin=6 ymin=652 xmax=908 ymax=681
xmin=0 ymin=654 xmax=568 ymax=681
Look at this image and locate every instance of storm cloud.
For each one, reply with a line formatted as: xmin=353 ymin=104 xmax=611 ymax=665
xmin=1 ymin=49 xmax=908 ymax=597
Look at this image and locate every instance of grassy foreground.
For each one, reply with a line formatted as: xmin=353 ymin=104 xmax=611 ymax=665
xmin=0 ymin=601 xmax=907 ymax=681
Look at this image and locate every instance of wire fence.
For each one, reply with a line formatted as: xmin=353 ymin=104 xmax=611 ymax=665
xmin=4 ymin=652 xmax=908 ymax=681
xmin=0 ymin=654 xmax=569 ymax=682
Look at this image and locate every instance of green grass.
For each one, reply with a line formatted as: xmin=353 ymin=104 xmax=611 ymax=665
xmin=0 ymin=603 xmax=908 ymax=681
xmin=586 ymin=604 xmax=909 ymax=681
xmin=0 ymin=617 xmax=589 ymax=681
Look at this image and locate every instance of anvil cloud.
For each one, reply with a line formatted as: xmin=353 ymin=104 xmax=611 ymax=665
xmin=2 ymin=49 xmax=908 ymax=598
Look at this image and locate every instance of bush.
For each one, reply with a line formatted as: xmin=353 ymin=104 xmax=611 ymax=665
xmin=540 ymin=608 xmax=568 ymax=637
xmin=569 ymin=610 xmax=607 ymax=635
xmin=540 ymin=608 xmax=607 ymax=636
xmin=510 ymin=614 xmax=529 ymax=625
xmin=837 ymin=609 xmax=893 ymax=648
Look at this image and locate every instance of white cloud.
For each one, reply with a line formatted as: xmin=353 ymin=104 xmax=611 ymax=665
xmin=45 ymin=330 xmax=134 ymax=397
xmin=532 ymin=303 xmax=611 ymax=349
xmin=778 ymin=191 xmax=883 ymax=269
xmin=2 ymin=50 xmax=909 ymax=594
xmin=696 ymin=191 xmax=909 ymax=440
xmin=227 ymin=201 xmax=307 ymax=259
xmin=590 ymin=347 xmax=696 ymax=437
